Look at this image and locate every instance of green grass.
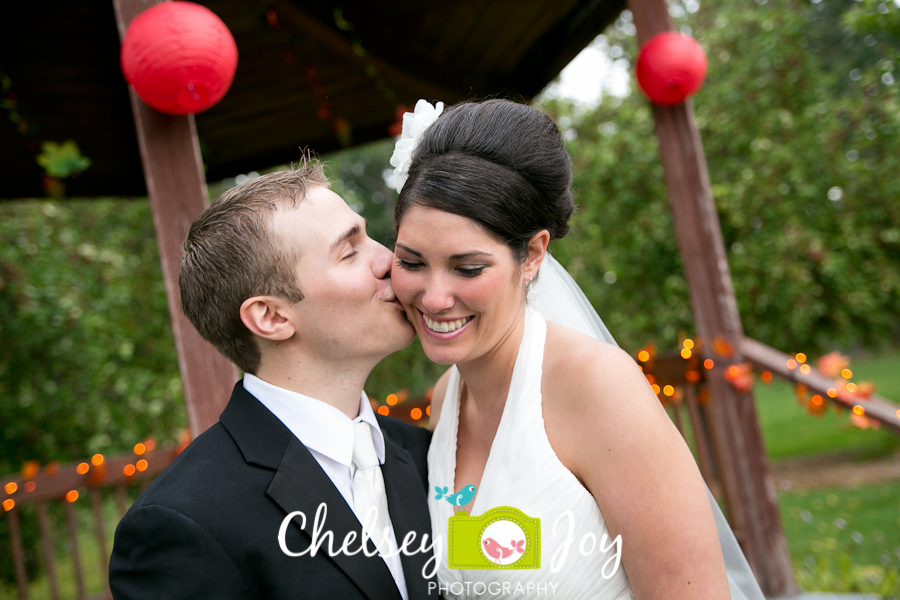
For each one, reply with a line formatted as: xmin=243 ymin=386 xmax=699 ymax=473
xmin=778 ymin=481 xmax=900 ymax=597
xmin=754 ymin=349 xmax=900 ymax=461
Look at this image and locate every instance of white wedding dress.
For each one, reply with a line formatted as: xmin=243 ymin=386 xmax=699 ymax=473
xmin=427 ymin=254 xmax=765 ymax=600
xmin=428 ymin=308 xmax=634 ymax=600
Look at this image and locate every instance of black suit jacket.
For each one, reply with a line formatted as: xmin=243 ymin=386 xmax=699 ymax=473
xmin=109 ymin=382 xmax=435 ymax=600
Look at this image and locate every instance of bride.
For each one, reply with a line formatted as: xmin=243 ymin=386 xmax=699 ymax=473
xmin=388 ymin=99 xmax=765 ymax=599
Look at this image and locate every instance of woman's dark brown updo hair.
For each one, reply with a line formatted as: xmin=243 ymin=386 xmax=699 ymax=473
xmin=394 ymin=99 xmax=574 ymax=263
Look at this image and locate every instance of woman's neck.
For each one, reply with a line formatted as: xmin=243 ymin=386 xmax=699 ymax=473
xmin=456 ymin=308 xmax=527 ymax=415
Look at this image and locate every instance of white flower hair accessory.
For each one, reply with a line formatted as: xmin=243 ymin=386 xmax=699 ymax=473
xmin=389 ymin=99 xmax=444 ymax=190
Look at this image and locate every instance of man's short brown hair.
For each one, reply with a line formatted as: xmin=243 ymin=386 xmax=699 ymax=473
xmin=180 ymin=162 xmax=328 ymax=374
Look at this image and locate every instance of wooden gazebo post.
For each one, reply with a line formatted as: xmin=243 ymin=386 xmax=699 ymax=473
xmin=627 ymin=0 xmax=797 ymax=595
xmin=111 ymin=0 xmax=237 ymax=438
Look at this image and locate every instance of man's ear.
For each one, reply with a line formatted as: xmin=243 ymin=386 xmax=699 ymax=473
xmin=240 ymin=296 xmax=296 ymax=341
xmin=523 ymin=230 xmax=550 ymax=281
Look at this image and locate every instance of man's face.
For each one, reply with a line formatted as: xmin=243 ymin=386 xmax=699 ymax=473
xmin=272 ymin=185 xmax=414 ymax=362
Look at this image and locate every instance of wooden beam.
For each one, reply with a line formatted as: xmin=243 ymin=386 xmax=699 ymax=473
xmin=626 ymin=0 xmax=796 ymax=595
xmin=111 ymin=0 xmax=237 ymax=437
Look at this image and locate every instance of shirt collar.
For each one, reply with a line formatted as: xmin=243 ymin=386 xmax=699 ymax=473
xmin=242 ymin=374 xmax=385 ymax=466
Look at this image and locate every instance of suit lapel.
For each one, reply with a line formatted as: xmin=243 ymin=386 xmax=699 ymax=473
xmin=221 ymin=383 xmax=401 ymax=600
xmin=381 ymin=437 xmax=436 ymax=600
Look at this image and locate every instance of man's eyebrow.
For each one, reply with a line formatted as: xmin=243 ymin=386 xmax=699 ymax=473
xmin=329 ymin=219 xmax=367 ymax=255
xmin=395 ymin=245 xmax=492 ymax=261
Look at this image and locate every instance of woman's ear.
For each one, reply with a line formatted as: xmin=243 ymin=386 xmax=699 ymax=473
xmin=240 ymin=296 xmax=296 ymax=341
xmin=523 ymin=230 xmax=550 ymax=282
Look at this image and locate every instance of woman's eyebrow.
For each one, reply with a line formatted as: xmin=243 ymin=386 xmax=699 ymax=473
xmin=395 ymin=245 xmax=493 ymax=261
xmin=449 ymin=251 xmax=492 ymax=260
xmin=395 ymin=244 xmax=421 ymax=257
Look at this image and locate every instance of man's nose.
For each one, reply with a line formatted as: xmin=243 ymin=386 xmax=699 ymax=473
xmin=372 ymin=241 xmax=393 ymax=279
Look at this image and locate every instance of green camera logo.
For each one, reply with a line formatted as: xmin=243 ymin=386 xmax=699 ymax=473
xmin=447 ymin=507 xmax=540 ymax=570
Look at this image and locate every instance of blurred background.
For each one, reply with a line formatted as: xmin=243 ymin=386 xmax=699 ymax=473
xmin=2 ymin=0 xmax=899 ymax=596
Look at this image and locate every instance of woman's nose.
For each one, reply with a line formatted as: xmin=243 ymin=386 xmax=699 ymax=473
xmin=421 ymin=274 xmax=455 ymax=313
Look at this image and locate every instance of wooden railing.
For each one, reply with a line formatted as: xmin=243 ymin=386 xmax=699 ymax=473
xmin=740 ymin=338 xmax=900 ymax=434
xmin=630 ymin=337 xmax=900 ymax=503
xmin=2 ymin=446 xmax=179 ymax=600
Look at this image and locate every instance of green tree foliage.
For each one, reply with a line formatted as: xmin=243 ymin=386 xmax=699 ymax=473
xmin=541 ymin=0 xmax=900 ymax=354
xmin=0 ymin=200 xmax=188 ymax=477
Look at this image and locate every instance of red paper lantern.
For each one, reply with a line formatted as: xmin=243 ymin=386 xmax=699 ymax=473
xmin=636 ymin=32 xmax=707 ymax=106
xmin=120 ymin=2 xmax=238 ymax=115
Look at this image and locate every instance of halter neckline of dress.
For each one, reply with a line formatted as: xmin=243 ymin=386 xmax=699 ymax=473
xmin=427 ymin=307 xmax=634 ymax=600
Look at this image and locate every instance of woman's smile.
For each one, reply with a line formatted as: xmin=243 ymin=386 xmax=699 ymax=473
xmin=419 ymin=309 xmax=475 ymax=338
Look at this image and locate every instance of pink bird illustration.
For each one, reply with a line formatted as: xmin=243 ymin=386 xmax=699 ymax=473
xmin=482 ymin=538 xmax=525 ymax=562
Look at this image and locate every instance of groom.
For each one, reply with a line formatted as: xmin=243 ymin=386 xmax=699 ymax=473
xmin=109 ymin=163 xmax=434 ymax=599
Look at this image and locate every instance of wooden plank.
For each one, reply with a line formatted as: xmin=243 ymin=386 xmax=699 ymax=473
xmin=670 ymin=402 xmax=685 ymax=435
xmin=268 ymin=0 xmax=460 ymax=101
xmin=626 ymin=0 xmax=796 ymax=595
xmin=111 ymin=0 xmax=237 ymax=437
xmin=115 ymin=486 xmax=128 ymax=521
xmin=683 ymin=384 xmax=716 ymax=489
xmin=7 ymin=508 xmax=29 ymax=600
xmin=91 ymin=489 xmax=110 ymax=593
xmin=742 ymin=338 xmax=900 ymax=434
xmin=65 ymin=500 xmax=86 ymax=599
xmin=36 ymin=503 xmax=60 ymax=600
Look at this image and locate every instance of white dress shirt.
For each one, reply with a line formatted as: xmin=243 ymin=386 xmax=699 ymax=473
xmin=242 ymin=374 xmax=408 ymax=600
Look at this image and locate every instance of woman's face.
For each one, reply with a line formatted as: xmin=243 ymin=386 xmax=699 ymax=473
xmin=392 ymin=205 xmax=527 ymax=366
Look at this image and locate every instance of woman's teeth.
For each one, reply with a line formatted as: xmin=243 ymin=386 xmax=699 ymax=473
xmin=423 ymin=314 xmax=472 ymax=333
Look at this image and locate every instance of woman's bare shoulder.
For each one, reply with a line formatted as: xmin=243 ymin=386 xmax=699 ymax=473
xmin=542 ymin=320 xmax=673 ymax=463
xmin=543 ymin=322 xmax=645 ymax=407
xmin=427 ymin=367 xmax=455 ymax=432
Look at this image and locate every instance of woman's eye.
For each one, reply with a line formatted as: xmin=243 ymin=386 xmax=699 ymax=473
xmin=457 ymin=266 xmax=486 ymax=277
xmin=342 ymin=251 xmax=357 ymax=261
xmin=396 ymin=259 xmax=423 ymax=271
